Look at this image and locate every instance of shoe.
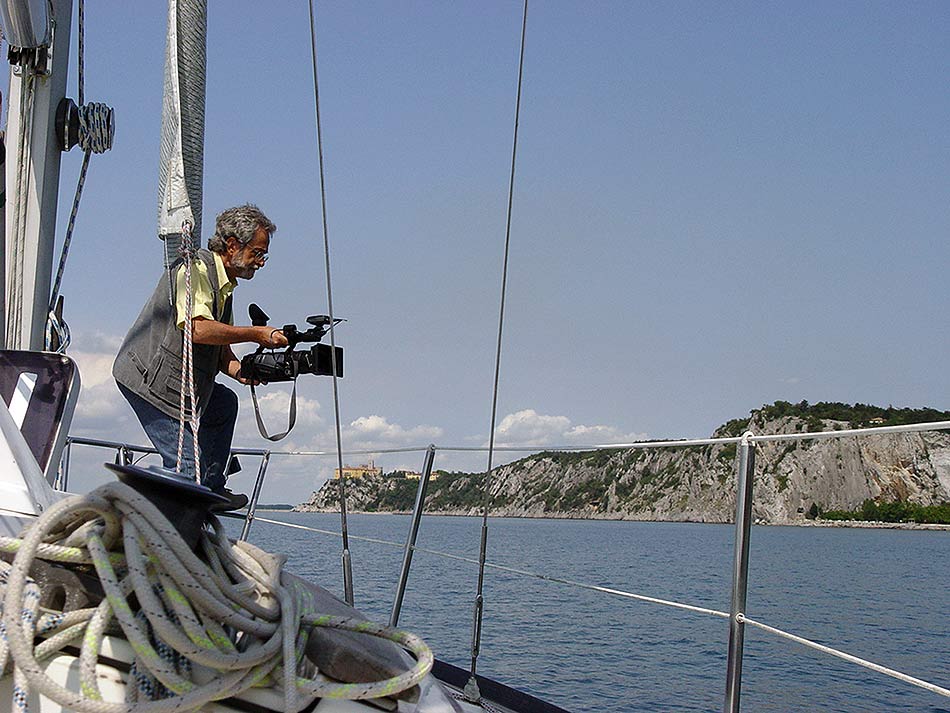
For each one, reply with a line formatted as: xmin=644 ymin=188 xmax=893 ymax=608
xmin=209 ymin=487 xmax=249 ymax=511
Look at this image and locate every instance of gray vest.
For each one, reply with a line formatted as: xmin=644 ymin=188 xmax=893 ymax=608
xmin=113 ymin=249 xmax=233 ymax=419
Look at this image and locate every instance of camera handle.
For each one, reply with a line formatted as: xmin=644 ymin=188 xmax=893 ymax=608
xmin=249 ymin=378 xmax=297 ymax=441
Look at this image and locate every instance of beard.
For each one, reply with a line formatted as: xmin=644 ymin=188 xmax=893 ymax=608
xmin=231 ymin=254 xmax=257 ymax=279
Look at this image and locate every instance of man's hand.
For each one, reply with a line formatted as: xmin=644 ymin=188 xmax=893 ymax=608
xmin=223 ymin=358 xmax=256 ymax=385
xmin=253 ymin=326 xmax=288 ymax=348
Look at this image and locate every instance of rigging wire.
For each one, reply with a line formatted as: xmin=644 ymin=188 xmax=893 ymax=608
xmin=466 ymin=0 xmax=529 ymax=701
xmin=46 ymin=0 xmax=115 ymax=351
xmin=78 ymin=0 xmax=84 ymax=107
xmin=306 ymin=0 xmax=354 ymax=606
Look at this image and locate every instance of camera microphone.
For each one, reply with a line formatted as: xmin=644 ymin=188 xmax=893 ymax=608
xmin=248 ymin=303 xmax=269 ymax=327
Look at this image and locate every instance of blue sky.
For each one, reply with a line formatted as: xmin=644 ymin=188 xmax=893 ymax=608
xmin=37 ymin=1 xmax=950 ymax=500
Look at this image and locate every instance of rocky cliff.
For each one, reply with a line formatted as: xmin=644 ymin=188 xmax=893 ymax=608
xmin=297 ymin=404 xmax=950 ymax=524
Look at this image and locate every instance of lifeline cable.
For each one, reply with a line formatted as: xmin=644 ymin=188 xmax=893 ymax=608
xmin=466 ymin=0 xmax=530 ymax=702
xmin=737 ymin=614 xmax=950 ymax=700
xmin=306 ymin=0 xmax=354 ymax=607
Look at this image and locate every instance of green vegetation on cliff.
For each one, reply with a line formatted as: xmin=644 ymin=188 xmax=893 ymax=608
xmin=753 ymin=401 xmax=950 ymax=428
xmin=822 ymin=500 xmax=950 ymax=525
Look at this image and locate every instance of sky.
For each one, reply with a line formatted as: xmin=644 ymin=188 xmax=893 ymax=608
xmin=23 ymin=1 xmax=950 ymax=502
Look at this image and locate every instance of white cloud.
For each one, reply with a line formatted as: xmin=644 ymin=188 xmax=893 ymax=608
xmin=492 ymin=409 xmax=646 ymax=448
xmin=252 ymin=389 xmax=323 ymax=425
xmin=233 ymin=387 xmax=325 ymax=446
xmin=74 ymin=331 xmax=122 ymax=355
xmin=73 ymin=381 xmax=129 ymax=426
xmin=69 ymin=349 xmax=136 ymax=436
xmin=494 ymin=410 xmax=570 ymax=445
xmin=344 ymin=415 xmax=443 ymax=450
xmin=71 ymin=350 xmax=118 ymax=389
xmin=229 ymin=405 xmax=444 ymax=501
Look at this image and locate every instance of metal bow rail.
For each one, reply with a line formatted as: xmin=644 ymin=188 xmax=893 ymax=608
xmin=61 ymin=418 xmax=950 ymax=711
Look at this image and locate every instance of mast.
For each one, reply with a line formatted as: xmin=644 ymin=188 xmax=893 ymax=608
xmin=2 ymin=0 xmax=72 ymax=350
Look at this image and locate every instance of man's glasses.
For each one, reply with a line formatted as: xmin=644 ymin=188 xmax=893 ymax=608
xmin=249 ymin=248 xmax=269 ymax=263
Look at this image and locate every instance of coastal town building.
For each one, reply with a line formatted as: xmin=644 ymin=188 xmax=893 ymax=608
xmin=401 ymin=470 xmax=440 ymax=481
xmin=334 ymin=462 xmax=382 ymax=480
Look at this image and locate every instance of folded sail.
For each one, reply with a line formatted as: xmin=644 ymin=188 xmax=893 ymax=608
xmin=157 ymin=0 xmax=206 ymax=252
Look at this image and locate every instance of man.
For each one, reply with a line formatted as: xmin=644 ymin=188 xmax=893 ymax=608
xmin=113 ymin=204 xmax=288 ymax=509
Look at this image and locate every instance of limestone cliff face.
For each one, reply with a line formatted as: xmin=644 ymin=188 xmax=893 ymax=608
xmin=297 ymin=413 xmax=950 ymax=524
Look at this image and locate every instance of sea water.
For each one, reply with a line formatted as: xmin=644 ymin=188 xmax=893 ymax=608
xmin=234 ymin=513 xmax=950 ymax=712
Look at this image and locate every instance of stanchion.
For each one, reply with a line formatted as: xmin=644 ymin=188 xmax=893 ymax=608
xmin=724 ymin=433 xmax=756 ymax=712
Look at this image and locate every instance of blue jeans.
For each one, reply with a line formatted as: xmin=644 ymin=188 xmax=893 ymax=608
xmin=117 ymin=381 xmax=238 ymax=491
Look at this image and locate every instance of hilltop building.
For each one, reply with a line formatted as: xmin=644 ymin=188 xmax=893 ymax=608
xmin=402 ymin=470 xmax=439 ymax=481
xmin=334 ymin=462 xmax=382 ymax=480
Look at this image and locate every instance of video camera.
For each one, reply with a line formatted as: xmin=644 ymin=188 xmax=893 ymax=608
xmin=240 ymin=303 xmax=343 ymax=383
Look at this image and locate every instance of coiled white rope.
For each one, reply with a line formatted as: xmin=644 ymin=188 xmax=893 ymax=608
xmin=0 ymin=482 xmax=432 ymax=711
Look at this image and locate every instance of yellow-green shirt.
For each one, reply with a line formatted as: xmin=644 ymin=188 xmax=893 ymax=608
xmin=175 ymin=252 xmax=236 ymax=328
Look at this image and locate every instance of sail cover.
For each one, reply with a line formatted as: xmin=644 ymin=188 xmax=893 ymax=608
xmin=0 ymin=0 xmax=50 ymax=49
xmin=157 ymin=0 xmax=206 ymax=245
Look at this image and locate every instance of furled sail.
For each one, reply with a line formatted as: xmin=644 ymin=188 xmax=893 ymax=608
xmin=0 ymin=0 xmax=50 ymax=50
xmin=157 ymin=0 xmax=206 ymax=254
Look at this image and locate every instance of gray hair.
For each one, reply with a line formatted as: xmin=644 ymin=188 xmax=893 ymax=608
xmin=208 ymin=204 xmax=277 ymax=253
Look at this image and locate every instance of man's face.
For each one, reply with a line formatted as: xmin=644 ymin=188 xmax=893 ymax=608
xmin=226 ymin=227 xmax=270 ymax=280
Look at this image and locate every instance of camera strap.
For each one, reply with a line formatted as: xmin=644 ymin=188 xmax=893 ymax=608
xmin=249 ymin=380 xmax=297 ymax=441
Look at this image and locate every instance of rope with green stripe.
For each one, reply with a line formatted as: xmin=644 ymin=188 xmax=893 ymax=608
xmin=0 ymin=481 xmax=432 ymax=711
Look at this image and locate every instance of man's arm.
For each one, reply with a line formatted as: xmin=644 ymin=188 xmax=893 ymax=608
xmin=196 ymin=318 xmax=286 ymax=382
xmin=191 ymin=317 xmax=287 ymax=348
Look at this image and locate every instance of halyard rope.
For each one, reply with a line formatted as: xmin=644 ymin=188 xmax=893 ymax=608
xmin=0 ymin=482 xmax=432 ymax=711
xmin=176 ymin=222 xmax=201 ymax=481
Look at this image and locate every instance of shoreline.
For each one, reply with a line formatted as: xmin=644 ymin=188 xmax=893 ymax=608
xmin=287 ymin=508 xmax=950 ymax=530
xmin=795 ymin=519 xmax=950 ymax=531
